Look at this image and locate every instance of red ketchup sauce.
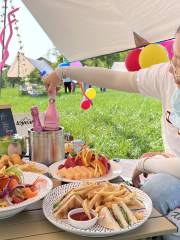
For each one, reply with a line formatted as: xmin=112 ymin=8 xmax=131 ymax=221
xmin=70 ymin=212 xmax=94 ymax=221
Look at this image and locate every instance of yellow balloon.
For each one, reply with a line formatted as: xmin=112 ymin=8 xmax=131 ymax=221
xmin=139 ymin=43 xmax=169 ymax=69
xmin=85 ymin=88 xmax=96 ymax=100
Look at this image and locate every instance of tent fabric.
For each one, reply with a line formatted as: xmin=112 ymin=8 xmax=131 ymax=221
xmin=111 ymin=62 xmax=127 ymax=72
xmin=7 ymin=53 xmax=35 ymax=78
xmin=22 ymin=0 xmax=180 ymax=61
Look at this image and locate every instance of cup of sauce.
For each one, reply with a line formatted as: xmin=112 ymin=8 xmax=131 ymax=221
xmin=68 ymin=208 xmax=98 ymax=229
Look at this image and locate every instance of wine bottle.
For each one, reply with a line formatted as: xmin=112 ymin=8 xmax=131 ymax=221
xmin=40 ymin=69 xmax=60 ymax=131
xmin=44 ymin=96 xmax=59 ymax=131
xmin=31 ymin=106 xmax=43 ymax=132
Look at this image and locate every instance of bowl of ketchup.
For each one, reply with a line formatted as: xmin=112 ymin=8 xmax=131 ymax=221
xmin=68 ymin=208 xmax=98 ymax=229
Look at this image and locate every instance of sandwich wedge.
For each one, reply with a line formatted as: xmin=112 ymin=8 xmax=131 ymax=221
xmin=53 ymin=190 xmax=75 ymax=213
xmin=119 ymin=202 xmax=138 ymax=225
xmin=98 ymin=207 xmax=121 ymax=230
xmin=53 ymin=194 xmax=83 ymax=219
xmin=127 ymin=198 xmax=145 ymax=210
xmin=112 ymin=204 xmax=128 ymax=228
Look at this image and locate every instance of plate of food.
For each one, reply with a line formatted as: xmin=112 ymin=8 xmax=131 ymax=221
xmin=0 ymin=166 xmax=52 ymax=219
xmin=43 ymin=182 xmax=152 ymax=237
xmin=0 ymin=154 xmax=48 ymax=174
xmin=49 ymin=146 xmax=122 ymax=182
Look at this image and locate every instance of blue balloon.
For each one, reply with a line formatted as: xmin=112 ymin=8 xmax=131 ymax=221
xmin=40 ymin=70 xmax=47 ymax=77
xmin=59 ymin=62 xmax=70 ymax=68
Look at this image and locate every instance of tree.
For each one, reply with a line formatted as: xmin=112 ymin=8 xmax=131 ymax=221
xmin=0 ymin=67 xmax=17 ymax=87
xmin=1 ymin=67 xmax=9 ymax=87
xmin=8 ymin=77 xmax=20 ymax=88
xmin=82 ymin=51 xmax=128 ymax=68
xmin=27 ymin=69 xmax=41 ymax=84
xmin=44 ymin=47 xmax=60 ymax=63
xmin=46 ymin=48 xmax=129 ymax=70
xmin=52 ymin=55 xmax=64 ymax=68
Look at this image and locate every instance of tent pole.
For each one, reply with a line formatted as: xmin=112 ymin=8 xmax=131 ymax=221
xmin=0 ymin=0 xmax=8 ymax=95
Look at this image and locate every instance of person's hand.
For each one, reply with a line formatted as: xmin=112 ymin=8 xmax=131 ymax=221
xmin=140 ymin=152 xmax=174 ymax=159
xmin=132 ymin=166 xmax=149 ymax=188
xmin=43 ymin=71 xmax=61 ymax=95
xmin=132 ymin=167 xmax=143 ymax=188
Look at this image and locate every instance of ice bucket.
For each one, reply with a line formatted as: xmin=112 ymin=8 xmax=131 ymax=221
xmin=28 ymin=127 xmax=64 ymax=166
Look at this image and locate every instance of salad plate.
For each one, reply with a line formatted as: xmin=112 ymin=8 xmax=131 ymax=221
xmin=0 ymin=170 xmax=52 ymax=219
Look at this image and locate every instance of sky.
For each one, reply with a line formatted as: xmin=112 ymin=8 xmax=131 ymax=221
xmin=0 ymin=0 xmax=56 ymax=65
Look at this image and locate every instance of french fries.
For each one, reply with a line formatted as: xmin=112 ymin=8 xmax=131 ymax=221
xmin=54 ymin=182 xmax=145 ymax=222
xmin=89 ymin=194 xmax=102 ymax=210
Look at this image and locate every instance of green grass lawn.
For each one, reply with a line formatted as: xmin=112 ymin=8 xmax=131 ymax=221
xmin=0 ymin=87 xmax=163 ymax=159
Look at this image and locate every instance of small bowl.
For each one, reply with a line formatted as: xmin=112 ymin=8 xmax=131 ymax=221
xmin=68 ymin=208 xmax=98 ymax=230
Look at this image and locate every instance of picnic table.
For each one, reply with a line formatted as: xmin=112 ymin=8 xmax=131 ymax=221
xmin=0 ymin=160 xmax=177 ymax=240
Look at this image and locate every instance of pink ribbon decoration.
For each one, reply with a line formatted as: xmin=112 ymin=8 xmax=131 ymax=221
xmin=0 ymin=7 xmax=19 ymax=71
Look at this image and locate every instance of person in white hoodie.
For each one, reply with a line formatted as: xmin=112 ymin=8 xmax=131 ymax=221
xmin=44 ymin=27 xmax=180 ymax=240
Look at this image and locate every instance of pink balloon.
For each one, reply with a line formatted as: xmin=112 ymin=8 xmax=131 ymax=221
xmin=70 ymin=61 xmax=82 ymax=67
xmin=80 ymin=97 xmax=92 ymax=110
xmin=160 ymin=40 xmax=174 ymax=59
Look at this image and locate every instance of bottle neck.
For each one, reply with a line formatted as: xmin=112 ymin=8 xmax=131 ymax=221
xmin=49 ymin=98 xmax=55 ymax=104
xmin=31 ymin=107 xmax=43 ymax=132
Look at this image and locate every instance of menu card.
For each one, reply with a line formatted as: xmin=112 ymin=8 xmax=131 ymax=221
xmin=0 ymin=105 xmax=17 ymax=137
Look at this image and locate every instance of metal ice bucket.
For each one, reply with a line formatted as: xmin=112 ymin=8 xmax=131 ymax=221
xmin=28 ymin=127 xmax=65 ymax=166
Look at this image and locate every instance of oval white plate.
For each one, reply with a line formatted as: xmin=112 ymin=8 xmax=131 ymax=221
xmin=0 ymin=172 xmax=53 ymax=219
xmin=22 ymin=159 xmax=49 ymax=174
xmin=49 ymin=160 xmax=122 ymax=182
xmin=43 ymin=182 xmax=152 ymax=237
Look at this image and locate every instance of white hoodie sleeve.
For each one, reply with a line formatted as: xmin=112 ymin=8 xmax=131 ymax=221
xmin=56 ymin=66 xmax=138 ymax=93
xmin=137 ymin=155 xmax=180 ymax=179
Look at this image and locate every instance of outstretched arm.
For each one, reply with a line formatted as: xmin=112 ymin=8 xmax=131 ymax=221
xmin=137 ymin=156 xmax=180 ymax=178
xmin=132 ymin=155 xmax=180 ymax=188
xmin=44 ymin=66 xmax=138 ymax=95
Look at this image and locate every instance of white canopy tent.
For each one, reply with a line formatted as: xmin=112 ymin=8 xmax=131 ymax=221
xmin=22 ymin=0 xmax=180 ymax=61
xmin=7 ymin=53 xmax=52 ymax=78
xmin=7 ymin=53 xmax=35 ymax=78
